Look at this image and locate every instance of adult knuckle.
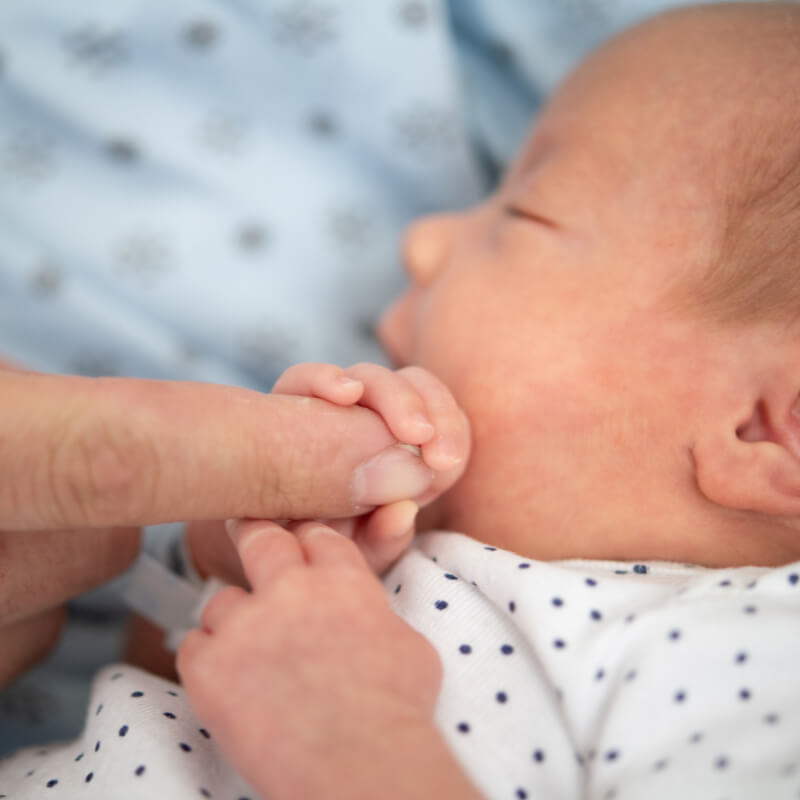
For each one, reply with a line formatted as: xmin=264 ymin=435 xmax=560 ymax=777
xmin=46 ymin=410 xmax=159 ymax=526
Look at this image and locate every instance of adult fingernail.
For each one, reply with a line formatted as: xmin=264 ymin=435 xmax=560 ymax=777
xmin=225 ymin=518 xmax=239 ymax=540
xmin=351 ymin=445 xmax=434 ymax=507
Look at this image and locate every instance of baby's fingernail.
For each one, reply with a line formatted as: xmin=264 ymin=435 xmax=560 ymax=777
xmin=351 ymin=445 xmax=434 ymax=507
xmin=428 ymin=436 xmax=463 ymax=469
xmin=224 ymin=518 xmax=240 ymax=539
xmin=337 ymin=376 xmax=362 ymax=388
xmin=410 ymin=412 xmax=435 ymax=436
xmin=393 ymin=500 xmax=419 ymax=537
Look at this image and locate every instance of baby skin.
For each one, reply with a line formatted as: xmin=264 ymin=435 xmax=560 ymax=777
xmin=178 ymin=3 xmax=800 ymax=799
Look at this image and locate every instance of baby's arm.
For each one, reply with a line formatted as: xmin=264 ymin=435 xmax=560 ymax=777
xmin=177 ymin=518 xmax=484 ymax=800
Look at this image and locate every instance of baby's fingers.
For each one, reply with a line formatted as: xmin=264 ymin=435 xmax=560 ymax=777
xmin=272 ymin=363 xmax=364 ymax=405
xmin=343 ymin=363 xmax=436 ymax=445
xmin=353 ymin=500 xmax=418 ymax=574
xmin=227 ymin=519 xmax=304 ymax=591
xmin=398 ymin=366 xmax=471 ymax=475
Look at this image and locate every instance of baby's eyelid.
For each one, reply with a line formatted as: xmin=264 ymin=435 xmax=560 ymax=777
xmin=502 ymin=203 xmax=559 ymax=231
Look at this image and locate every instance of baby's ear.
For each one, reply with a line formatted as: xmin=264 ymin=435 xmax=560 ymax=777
xmin=694 ymin=381 xmax=800 ymax=517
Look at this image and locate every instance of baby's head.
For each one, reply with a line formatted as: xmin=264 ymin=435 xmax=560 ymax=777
xmin=380 ymin=3 xmax=800 ymax=567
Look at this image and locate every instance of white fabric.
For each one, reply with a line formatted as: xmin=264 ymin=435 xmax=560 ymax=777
xmin=4 ymin=531 xmax=800 ymax=799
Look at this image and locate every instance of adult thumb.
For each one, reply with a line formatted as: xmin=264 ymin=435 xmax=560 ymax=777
xmin=0 ymin=371 xmax=434 ymax=530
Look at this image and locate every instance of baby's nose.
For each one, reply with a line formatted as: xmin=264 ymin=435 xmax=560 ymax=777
xmin=402 ymin=213 xmax=460 ymax=287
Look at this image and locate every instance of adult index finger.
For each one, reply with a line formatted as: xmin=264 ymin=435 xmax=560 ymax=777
xmin=0 ymin=371 xmax=434 ymax=530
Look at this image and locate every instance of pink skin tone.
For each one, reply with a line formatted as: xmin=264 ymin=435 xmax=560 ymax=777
xmin=178 ymin=6 xmax=800 ymax=799
xmin=183 ymin=363 xmax=470 ymax=584
xmin=178 ymin=519 xmax=481 ymax=800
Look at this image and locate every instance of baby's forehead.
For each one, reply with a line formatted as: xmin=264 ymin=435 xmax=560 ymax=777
xmin=517 ymin=5 xmax=800 ymax=212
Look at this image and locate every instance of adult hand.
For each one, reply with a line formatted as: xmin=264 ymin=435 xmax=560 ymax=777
xmin=0 ymin=365 xmax=438 ymax=687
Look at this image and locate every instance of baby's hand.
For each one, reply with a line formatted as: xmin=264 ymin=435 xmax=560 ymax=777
xmin=272 ymin=362 xmax=470 ymax=569
xmin=177 ymin=519 xmax=443 ymax=799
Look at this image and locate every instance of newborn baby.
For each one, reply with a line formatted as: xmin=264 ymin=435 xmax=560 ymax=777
xmin=3 ymin=3 xmax=800 ymax=799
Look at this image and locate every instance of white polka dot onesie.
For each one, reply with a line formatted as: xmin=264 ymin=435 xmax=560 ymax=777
xmin=2 ymin=531 xmax=800 ymax=800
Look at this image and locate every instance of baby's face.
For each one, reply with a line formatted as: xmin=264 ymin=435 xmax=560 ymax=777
xmin=379 ymin=25 xmax=746 ymax=562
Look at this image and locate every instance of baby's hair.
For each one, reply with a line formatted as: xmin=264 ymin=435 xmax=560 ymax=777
xmin=677 ymin=3 xmax=800 ymax=328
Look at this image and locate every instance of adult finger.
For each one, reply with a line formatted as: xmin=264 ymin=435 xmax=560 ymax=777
xmin=228 ymin=519 xmax=304 ymax=591
xmin=0 ymin=371 xmax=434 ymax=530
xmin=0 ymin=606 xmax=66 ymax=689
xmin=0 ymin=527 xmax=141 ymax=624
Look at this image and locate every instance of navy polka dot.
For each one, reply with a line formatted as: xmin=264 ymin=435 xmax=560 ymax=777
xmin=553 ymin=639 xmax=566 ymax=649
xmin=457 ymin=722 xmax=470 ymax=734
xmin=551 ymin=597 xmax=564 ymax=607
xmin=714 ymin=756 xmax=730 ymax=770
xmin=516 ymin=789 xmax=528 ymax=799
xmin=179 ymin=742 xmax=193 ymax=752
xmin=131 ymin=691 xmax=144 ymax=698
xmin=585 ymin=577 xmax=597 ymax=587
xmin=668 ymin=628 xmax=682 ymax=641
xmin=508 ymin=601 xmax=516 ymax=613
xmin=633 ymin=564 xmax=648 ymax=574
xmin=674 ymin=690 xmax=687 ymax=703
xmin=605 ymin=749 xmax=620 ymax=762
xmin=500 ymin=644 xmax=514 ymax=655
xmin=164 ymin=712 xmax=177 ymax=719
xmin=459 ymin=644 xmax=472 ymax=654
xmin=95 ymin=741 xmax=101 ymax=752
xmin=46 ymin=779 xmax=58 ymax=788
xmin=734 ymin=651 xmax=748 ymax=664
xmin=590 ymin=609 xmax=602 ymax=621
xmin=496 ymin=691 xmax=508 ymax=703
xmin=85 ymin=772 xmax=94 ymax=783
xmin=135 ymin=765 xmax=146 ymax=776
xmin=739 ymin=688 xmax=752 ymax=701
xmin=199 ymin=728 xmax=211 ymax=739
xmin=444 ymin=573 xmax=458 ymax=580
xmin=394 ymin=584 xmax=402 ymax=594
xmin=518 ymin=562 xmax=531 ymax=569
xmin=789 ymin=573 xmax=799 ymax=586
xmin=434 ymin=600 xmax=448 ymax=610
xmin=532 ymin=749 xmax=546 ymax=763
xmin=119 ymin=724 xmax=129 ymax=736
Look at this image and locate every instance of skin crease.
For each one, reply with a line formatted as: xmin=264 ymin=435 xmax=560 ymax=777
xmin=379 ymin=4 xmax=800 ymax=568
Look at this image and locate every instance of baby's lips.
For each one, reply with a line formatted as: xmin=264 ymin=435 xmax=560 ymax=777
xmin=350 ymin=444 xmax=434 ymax=509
